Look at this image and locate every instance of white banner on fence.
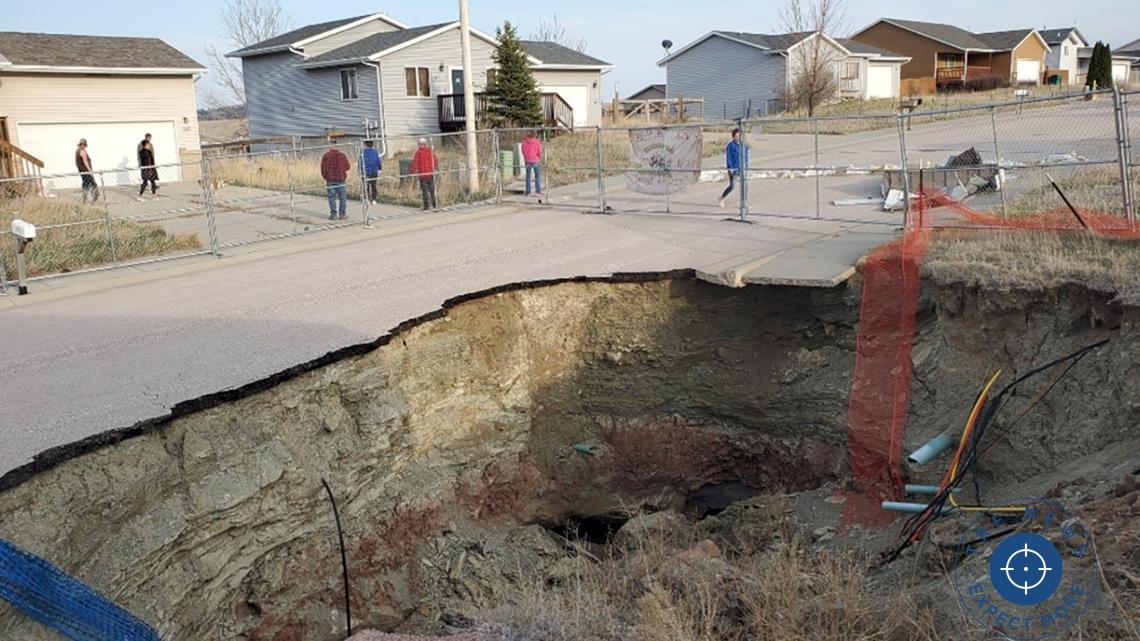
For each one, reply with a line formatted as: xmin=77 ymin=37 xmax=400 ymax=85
xmin=625 ymin=127 xmax=704 ymax=195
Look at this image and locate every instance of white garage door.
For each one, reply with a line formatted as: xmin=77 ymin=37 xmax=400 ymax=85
xmin=1015 ymin=59 xmax=1041 ymax=84
xmin=866 ymin=64 xmax=896 ymax=99
xmin=541 ymin=85 xmax=590 ymax=127
xmin=16 ymin=121 xmax=181 ymax=190
xmin=1112 ymin=62 xmax=1129 ymax=83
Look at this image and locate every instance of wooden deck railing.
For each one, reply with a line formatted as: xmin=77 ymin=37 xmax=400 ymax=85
xmin=0 ymin=141 xmax=45 ymax=196
xmin=936 ymin=66 xmax=996 ymax=84
xmin=438 ymin=92 xmax=575 ymax=131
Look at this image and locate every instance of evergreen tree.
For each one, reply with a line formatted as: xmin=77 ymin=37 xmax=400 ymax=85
xmin=484 ymin=22 xmax=543 ymax=128
xmin=1087 ymin=41 xmax=1114 ymax=89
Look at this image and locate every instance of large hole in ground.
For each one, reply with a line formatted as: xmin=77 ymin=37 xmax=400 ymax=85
xmin=1 ymin=275 xmax=1138 ymax=640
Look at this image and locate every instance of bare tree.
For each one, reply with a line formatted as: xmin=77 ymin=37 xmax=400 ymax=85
xmin=203 ymin=0 xmax=289 ymax=124
xmin=530 ymin=13 xmax=587 ymax=53
xmin=779 ymin=0 xmax=846 ymax=116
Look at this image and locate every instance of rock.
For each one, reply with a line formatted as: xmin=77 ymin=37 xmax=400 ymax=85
xmin=883 ymin=189 xmax=906 ymax=211
xmin=1114 ymin=474 xmax=1138 ymax=498
xmin=676 ymin=539 xmax=722 ymax=565
xmin=968 ymin=175 xmax=993 ymax=193
xmin=948 ymin=185 xmax=970 ymax=202
xmin=813 ymin=526 xmax=837 ymax=543
xmin=613 ymin=511 xmax=688 ymax=549
xmin=823 ymin=494 xmax=847 ymax=505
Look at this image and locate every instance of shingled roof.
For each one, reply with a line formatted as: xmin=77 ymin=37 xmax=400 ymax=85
xmin=0 ymin=32 xmax=203 ymax=71
xmin=975 ymin=29 xmax=1037 ymax=51
xmin=716 ymin=31 xmax=815 ymax=52
xmin=837 ymin=38 xmax=908 ymax=58
xmin=1039 ymin=27 xmax=1086 ymax=46
xmin=520 ymin=41 xmax=610 ymax=67
xmin=302 ymin=23 xmax=452 ymax=65
xmin=870 ymin=19 xmax=1043 ymax=53
xmin=230 ymin=15 xmax=372 ymax=57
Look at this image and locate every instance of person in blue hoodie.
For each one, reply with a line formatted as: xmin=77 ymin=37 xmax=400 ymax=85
xmin=718 ymin=128 xmax=748 ymax=208
xmin=361 ymin=140 xmax=383 ymax=204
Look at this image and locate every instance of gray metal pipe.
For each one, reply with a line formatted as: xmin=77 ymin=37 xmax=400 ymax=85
xmin=882 ymin=501 xmax=954 ymax=515
xmin=904 ymin=484 xmax=960 ymax=496
xmin=907 ymin=432 xmax=956 ymax=466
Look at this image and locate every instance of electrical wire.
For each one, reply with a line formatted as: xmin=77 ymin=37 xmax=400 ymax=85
xmin=882 ymin=338 xmax=1110 ymax=564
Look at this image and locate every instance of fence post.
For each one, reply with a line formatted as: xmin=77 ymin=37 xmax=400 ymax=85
xmin=596 ymin=126 xmax=607 ymax=213
xmin=201 ymin=155 xmax=220 ymax=256
xmin=1112 ymin=88 xmax=1135 ymax=227
xmin=897 ymin=113 xmax=911 ymax=227
xmin=989 ymin=106 xmax=1008 ymax=218
xmin=98 ymin=172 xmax=118 ymax=265
xmin=492 ymin=129 xmax=502 ymax=205
xmin=813 ymin=118 xmax=821 ymax=219
xmin=738 ymin=117 xmax=749 ymax=222
xmin=286 ymin=148 xmax=298 ymax=228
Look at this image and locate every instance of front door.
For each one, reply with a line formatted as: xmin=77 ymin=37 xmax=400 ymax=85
xmin=450 ymin=70 xmax=465 ymax=118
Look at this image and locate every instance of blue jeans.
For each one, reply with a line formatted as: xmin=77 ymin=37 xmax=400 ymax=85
xmin=326 ymin=182 xmax=347 ymax=217
xmin=525 ymin=163 xmax=542 ymax=195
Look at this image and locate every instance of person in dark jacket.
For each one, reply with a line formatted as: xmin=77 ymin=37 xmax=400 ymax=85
xmin=137 ymin=133 xmax=159 ymax=198
xmin=361 ymin=140 xmax=382 ymax=204
xmin=75 ymin=139 xmax=98 ymax=204
xmin=718 ymin=128 xmax=749 ymax=208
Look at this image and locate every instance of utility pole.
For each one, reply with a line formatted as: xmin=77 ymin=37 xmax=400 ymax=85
xmin=459 ymin=0 xmax=479 ymax=192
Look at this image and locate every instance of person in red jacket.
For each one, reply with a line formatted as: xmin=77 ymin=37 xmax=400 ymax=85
xmin=320 ymin=139 xmax=351 ymax=220
xmin=410 ymin=138 xmax=439 ymax=211
xmin=521 ymin=131 xmax=543 ymax=196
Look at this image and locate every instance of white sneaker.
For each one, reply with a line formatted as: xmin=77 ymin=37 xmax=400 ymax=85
xmin=135 ymin=196 xmax=146 ymax=202
xmin=718 ymin=199 xmax=725 ymax=208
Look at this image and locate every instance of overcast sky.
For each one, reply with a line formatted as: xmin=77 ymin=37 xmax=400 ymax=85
xmin=5 ymin=0 xmax=1138 ymax=105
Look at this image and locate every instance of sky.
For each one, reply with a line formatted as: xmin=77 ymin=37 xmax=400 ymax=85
xmin=3 ymin=0 xmax=1138 ymax=106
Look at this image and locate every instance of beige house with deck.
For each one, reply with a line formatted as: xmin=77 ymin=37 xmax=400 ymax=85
xmin=0 ymin=32 xmax=204 ymax=187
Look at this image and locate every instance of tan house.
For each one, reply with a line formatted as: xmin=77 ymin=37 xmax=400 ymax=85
xmin=0 ymin=32 xmax=204 ymax=186
xmin=851 ymin=19 xmax=1050 ymax=90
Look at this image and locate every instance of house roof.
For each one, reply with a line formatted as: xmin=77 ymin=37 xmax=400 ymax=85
xmin=1039 ymin=27 xmax=1086 ymax=46
xmin=0 ymin=32 xmax=204 ymax=73
xmin=304 ymin=23 xmax=451 ymax=65
xmin=1118 ymin=37 xmax=1140 ymax=55
xmin=716 ymin=31 xmax=815 ymax=52
xmin=875 ymin=19 xmax=994 ymax=50
xmin=975 ymin=29 xmax=1037 ymax=51
xmin=520 ymin=40 xmax=611 ymax=67
xmin=836 ymin=38 xmax=907 ymax=59
xmin=229 ymin=13 xmax=408 ymax=57
xmin=627 ymin=84 xmax=666 ymax=99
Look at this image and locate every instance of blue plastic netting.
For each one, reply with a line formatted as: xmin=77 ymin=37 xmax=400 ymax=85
xmin=0 ymin=538 xmax=161 ymax=641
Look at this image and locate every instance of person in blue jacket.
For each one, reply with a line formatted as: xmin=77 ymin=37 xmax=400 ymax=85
xmin=718 ymin=128 xmax=748 ymax=208
xmin=361 ymin=140 xmax=383 ymax=204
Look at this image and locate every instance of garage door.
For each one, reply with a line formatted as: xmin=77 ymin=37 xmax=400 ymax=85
xmin=541 ymin=85 xmax=590 ymax=127
xmin=1015 ymin=59 xmax=1041 ymax=84
xmin=16 ymin=121 xmax=181 ymax=190
xmin=866 ymin=64 xmax=895 ymax=99
xmin=1112 ymin=62 xmax=1129 ymax=83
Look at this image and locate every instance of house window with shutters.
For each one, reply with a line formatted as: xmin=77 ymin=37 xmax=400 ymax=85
xmin=340 ymin=68 xmax=359 ymax=101
xmin=405 ymin=67 xmax=431 ymax=97
xmin=842 ymin=61 xmax=861 ymax=80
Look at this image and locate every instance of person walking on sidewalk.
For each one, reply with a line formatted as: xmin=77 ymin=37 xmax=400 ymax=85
xmin=137 ymin=133 xmax=159 ymax=199
xmin=320 ymin=140 xmax=351 ymax=220
xmin=718 ymin=128 xmax=748 ymax=208
xmin=521 ymin=131 xmax=543 ymax=197
xmin=75 ymin=139 xmax=99 ymax=204
xmin=361 ymin=140 xmax=382 ymax=204
xmin=410 ymin=138 xmax=439 ymax=211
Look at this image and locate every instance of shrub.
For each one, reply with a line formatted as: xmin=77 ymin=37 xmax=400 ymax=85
xmin=963 ymin=73 xmax=1009 ymax=92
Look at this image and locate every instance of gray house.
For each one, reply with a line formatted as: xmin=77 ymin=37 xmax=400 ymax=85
xmin=658 ymin=30 xmax=909 ymax=118
xmin=229 ymin=13 xmax=612 ymax=147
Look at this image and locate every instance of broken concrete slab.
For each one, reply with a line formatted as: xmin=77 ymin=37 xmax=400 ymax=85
xmin=948 ymin=185 xmax=970 ymax=202
xmin=884 ymin=190 xmax=906 ymax=211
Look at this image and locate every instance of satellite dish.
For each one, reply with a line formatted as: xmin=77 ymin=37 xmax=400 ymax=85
xmin=662 ymin=39 xmax=673 ymax=52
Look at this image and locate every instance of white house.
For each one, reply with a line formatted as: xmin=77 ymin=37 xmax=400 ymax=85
xmin=229 ymin=13 xmax=612 ymax=146
xmin=1039 ymin=27 xmax=1086 ymax=85
xmin=657 ymin=30 xmax=910 ymax=119
xmin=0 ymin=32 xmax=204 ymax=184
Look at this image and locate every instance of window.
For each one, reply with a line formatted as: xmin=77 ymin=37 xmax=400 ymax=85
xmin=404 ymin=67 xmax=431 ymax=97
xmin=1064 ymin=45 xmax=1070 ymax=56
xmin=486 ymin=68 xmax=498 ymax=86
xmin=937 ymin=54 xmax=964 ymax=69
xmin=842 ymin=61 xmax=861 ymax=80
xmin=340 ymin=68 xmax=358 ymax=101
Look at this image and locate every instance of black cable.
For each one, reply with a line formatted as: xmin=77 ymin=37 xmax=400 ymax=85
xmin=321 ymin=478 xmax=352 ymax=638
xmin=881 ymin=339 xmax=1109 ymax=565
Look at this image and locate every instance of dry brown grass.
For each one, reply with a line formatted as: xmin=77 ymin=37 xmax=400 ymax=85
xmin=995 ymin=165 xmax=1128 ymax=218
xmin=1 ymin=198 xmax=200 ymax=278
xmin=925 ymin=229 xmax=1140 ymax=298
xmin=477 ymin=510 xmax=942 ymax=641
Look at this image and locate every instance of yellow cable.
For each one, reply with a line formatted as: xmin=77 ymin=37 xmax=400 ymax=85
xmin=945 ymin=370 xmax=1026 ymax=514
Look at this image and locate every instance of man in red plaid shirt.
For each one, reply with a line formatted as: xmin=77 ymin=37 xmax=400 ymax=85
xmin=320 ymin=140 xmax=351 ymax=220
